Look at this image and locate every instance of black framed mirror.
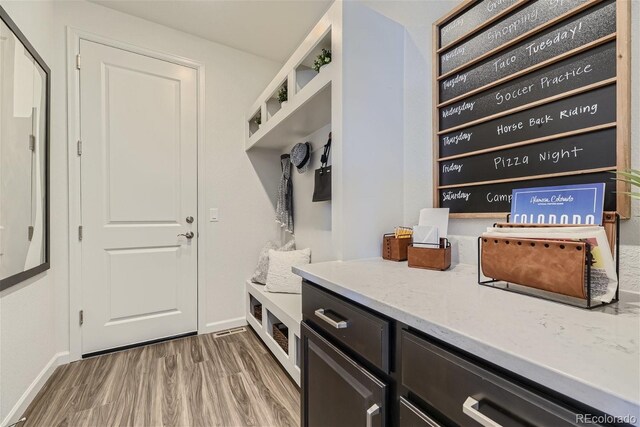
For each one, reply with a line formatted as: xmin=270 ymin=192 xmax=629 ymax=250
xmin=0 ymin=6 xmax=50 ymax=291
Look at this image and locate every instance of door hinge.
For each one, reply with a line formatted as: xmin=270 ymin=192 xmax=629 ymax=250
xmin=78 ymin=225 xmax=83 ymax=241
xmin=29 ymin=135 xmax=36 ymax=151
xmin=77 ymin=140 xmax=83 ymax=156
xmin=79 ymin=310 xmax=84 ymax=326
xmin=76 ymin=54 xmax=81 ymax=70
xmin=28 ymin=226 xmax=34 ymax=241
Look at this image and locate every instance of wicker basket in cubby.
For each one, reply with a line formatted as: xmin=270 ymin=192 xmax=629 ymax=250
xmin=252 ymin=303 xmax=263 ymax=322
xmin=272 ymin=323 xmax=288 ymax=353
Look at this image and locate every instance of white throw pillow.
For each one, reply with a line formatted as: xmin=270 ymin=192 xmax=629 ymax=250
xmin=265 ymin=248 xmax=311 ymax=294
xmin=251 ymin=240 xmax=295 ymax=285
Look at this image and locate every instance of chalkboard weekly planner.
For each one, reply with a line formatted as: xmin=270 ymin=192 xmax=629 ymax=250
xmin=433 ymin=0 xmax=631 ymax=218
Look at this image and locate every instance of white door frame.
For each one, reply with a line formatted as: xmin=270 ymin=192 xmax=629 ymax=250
xmin=66 ymin=27 xmax=207 ymax=362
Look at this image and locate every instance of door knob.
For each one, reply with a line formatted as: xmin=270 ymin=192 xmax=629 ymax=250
xmin=178 ymin=231 xmax=195 ymax=239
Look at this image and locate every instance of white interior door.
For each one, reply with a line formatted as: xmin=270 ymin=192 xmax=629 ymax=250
xmin=79 ymin=40 xmax=198 ymax=355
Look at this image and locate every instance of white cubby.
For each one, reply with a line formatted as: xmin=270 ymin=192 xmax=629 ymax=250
xmin=247 ymin=108 xmax=262 ymax=137
xmin=300 ymin=28 xmax=331 ymax=69
xmin=295 ymin=67 xmax=317 ymax=92
xmin=266 ymin=80 xmax=288 ymax=121
xmin=295 ymin=29 xmax=331 ymax=93
xmin=245 ymin=280 xmax=301 ymax=385
xmin=266 ymin=311 xmax=289 ymax=355
xmin=265 ymin=99 xmax=281 ymax=121
xmin=248 ymin=294 xmax=263 ymax=325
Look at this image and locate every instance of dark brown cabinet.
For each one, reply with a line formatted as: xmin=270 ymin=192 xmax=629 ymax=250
xmin=401 ymin=330 xmax=591 ymax=427
xmin=301 ymin=323 xmax=388 ymax=427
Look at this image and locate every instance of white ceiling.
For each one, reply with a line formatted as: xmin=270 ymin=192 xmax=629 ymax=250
xmin=89 ymin=0 xmax=333 ymax=62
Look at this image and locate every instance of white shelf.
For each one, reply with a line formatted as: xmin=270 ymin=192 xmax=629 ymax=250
xmin=246 ymin=280 xmax=302 ymax=385
xmin=245 ymin=64 xmax=333 ymax=151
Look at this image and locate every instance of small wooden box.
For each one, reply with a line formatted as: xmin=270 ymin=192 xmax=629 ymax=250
xmin=382 ymin=234 xmax=411 ymax=261
xmin=408 ymin=239 xmax=451 ymax=271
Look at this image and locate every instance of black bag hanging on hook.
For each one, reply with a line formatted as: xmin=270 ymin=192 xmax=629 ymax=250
xmin=312 ymin=133 xmax=331 ymax=202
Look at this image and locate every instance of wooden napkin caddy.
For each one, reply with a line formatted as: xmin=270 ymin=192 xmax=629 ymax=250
xmin=382 ymin=234 xmax=411 ymax=261
xmin=408 ymin=238 xmax=451 ymax=271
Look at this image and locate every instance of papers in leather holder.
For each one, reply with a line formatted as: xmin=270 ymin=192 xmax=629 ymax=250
xmin=412 ymin=225 xmax=439 ymax=247
xmin=478 ymin=213 xmax=620 ymax=308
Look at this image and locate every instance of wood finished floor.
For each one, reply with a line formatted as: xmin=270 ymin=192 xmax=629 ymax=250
xmin=21 ymin=329 xmax=300 ymax=427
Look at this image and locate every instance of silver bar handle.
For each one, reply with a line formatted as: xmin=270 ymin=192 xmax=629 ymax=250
xmin=314 ymin=308 xmax=348 ymax=329
xmin=366 ymin=403 xmax=380 ymax=427
xmin=462 ymin=397 xmax=502 ymax=427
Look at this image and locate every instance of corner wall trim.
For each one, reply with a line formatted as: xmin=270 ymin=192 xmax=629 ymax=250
xmin=1 ymin=352 xmax=69 ymax=427
xmin=200 ymin=317 xmax=248 ymax=336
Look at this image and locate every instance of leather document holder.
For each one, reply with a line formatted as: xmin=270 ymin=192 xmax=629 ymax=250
xmin=481 ymin=237 xmax=587 ymax=299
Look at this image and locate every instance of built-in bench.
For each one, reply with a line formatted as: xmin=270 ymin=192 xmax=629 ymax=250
xmin=245 ymin=280 xmax=301 ymax=385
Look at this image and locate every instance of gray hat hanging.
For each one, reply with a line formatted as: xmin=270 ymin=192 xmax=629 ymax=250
xmin=290 ymin=142 xmax=311 ymax=174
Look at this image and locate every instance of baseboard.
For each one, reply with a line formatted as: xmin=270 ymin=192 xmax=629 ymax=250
xmin=200 ymin=317 xmax=247 ymax=335
xmin=1 ymin=351 xmax=69 ymax=427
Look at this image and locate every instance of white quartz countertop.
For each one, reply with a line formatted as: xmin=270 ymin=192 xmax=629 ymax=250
xmin=293 ymin=259 xmax=640 ymax=421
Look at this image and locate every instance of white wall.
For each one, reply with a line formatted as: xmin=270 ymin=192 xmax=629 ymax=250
xmin=0 ymin=1 xmax=60 ymax=425
xmin=1 ymin=0 xmax=281 ymax=423
xmin=337 ymin=1 xmax=405 ymax=260
xmin=363 ymin=0 xmax=640 ymax=291
xmin=290 ymin=124 xmax=334 ymax=263
xmin=360 ymin=0 xmax=457 ymax=225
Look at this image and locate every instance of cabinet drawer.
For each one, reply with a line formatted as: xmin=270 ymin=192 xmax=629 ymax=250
xmin=302 ymin=281 xmax=390 ymax=372
xmin=399 ymin=397 xmax=441 ymax=427
xmin=401 ymin=331 xmax=592 ymax=427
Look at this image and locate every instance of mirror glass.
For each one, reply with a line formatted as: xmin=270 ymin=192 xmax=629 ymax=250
xmin=0 ymin=11 xmax=49 ymax=289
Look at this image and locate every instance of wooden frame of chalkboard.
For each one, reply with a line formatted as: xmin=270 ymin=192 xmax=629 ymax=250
xmin=433 ymin=0 xmax=631 ymax=218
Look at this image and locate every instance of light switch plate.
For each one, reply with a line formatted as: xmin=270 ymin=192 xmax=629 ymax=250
xmin=209 ymin=208 xmax=219 ymax=222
